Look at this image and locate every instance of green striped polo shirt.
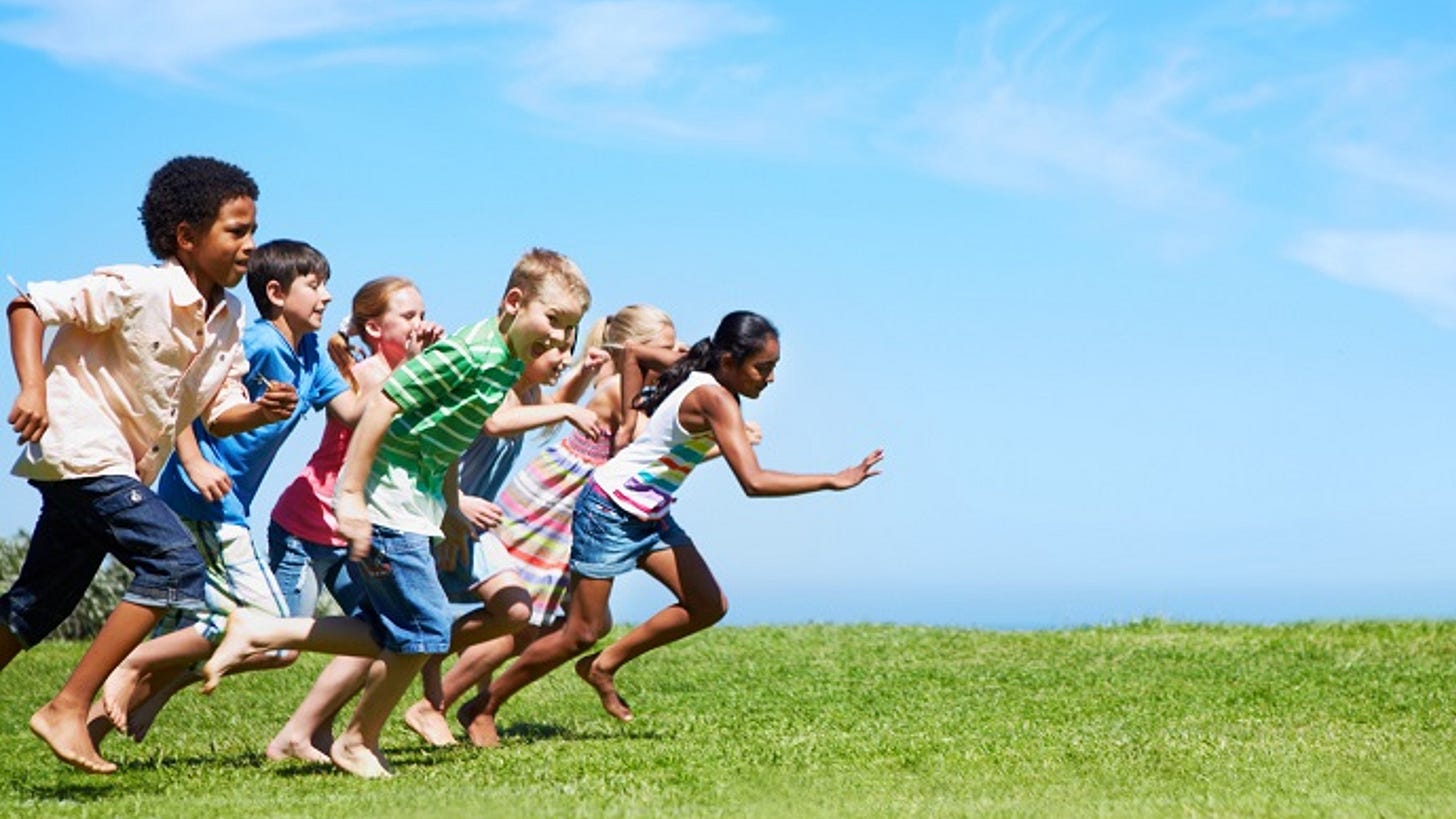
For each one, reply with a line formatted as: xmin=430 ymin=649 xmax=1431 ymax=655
xmin=363 ymin=318 xmax=523 ymax=536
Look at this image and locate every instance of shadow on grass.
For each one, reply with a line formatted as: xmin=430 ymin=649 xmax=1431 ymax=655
xmin=10 ymin=778 xmax=121 ymax=803
xmin=501 ymin=721 xmax=662 ymax=743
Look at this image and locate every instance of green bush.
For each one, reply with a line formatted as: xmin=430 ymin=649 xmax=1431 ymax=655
xmin=0 ymin=530 xmax=134 ymax=641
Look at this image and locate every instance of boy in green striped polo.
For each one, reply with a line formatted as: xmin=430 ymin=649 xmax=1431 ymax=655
xmin=201 ymin=248 xmax=590 ymax=779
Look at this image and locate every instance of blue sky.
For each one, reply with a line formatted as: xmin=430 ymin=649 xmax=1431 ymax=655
xmin=1 ymin=0 xmax=1453 ymax=628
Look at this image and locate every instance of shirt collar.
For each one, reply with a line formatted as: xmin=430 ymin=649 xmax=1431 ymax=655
xmin=161 ymin=260 xmax=205 ymax=308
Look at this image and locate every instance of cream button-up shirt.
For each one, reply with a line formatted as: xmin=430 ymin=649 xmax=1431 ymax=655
xmin=11 ymin=262 xmax=249 ymax=485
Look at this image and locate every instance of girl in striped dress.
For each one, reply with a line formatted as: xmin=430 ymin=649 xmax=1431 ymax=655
xmin=476 ymin=311 xmax=882 ymax=735
xmin=409 ymin=304 xmax=683 ymax=747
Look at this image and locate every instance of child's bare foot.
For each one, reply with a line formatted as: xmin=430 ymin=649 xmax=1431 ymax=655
xmin=125 ymin=669 xmax=197 ymax=742
xmin=455 ymin=696 xmax=499 ymax=747
xmin=574 ymin=654 xmax=633 ymax=722
xmin=330 ymin=736 xmax=393 ymax=779
xmin=200 ymin=609 xmax=269 ymax=694
xmin=403 ymin=699 xmax=456 ymax=747
xmin=99 ymin=664 xmax=145 ymax=735
xmin=86 ymin=699 xmax=114 ymax=748
xmin=30 ymin=702 xmax=116 ymax=774
xmin=266 ymin=733 xmax=331 ymax=764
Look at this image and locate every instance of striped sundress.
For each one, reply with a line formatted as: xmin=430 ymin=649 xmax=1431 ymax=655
xmin=490 ymin=427 xmax=612 ymax=626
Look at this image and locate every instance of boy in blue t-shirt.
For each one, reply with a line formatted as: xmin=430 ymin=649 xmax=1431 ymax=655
xmin=92 ymin=239 xmax=365 ymax=742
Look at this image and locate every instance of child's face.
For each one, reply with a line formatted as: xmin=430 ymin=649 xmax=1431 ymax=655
xmin=503 ymin=282 xmax=585 ymax=362
xmin=520 ymin=343 xmax=570 ymax=386
xmin=367 ymin=286 xmax=427 ymax=364
xmin=184 ymin=196 xmax=257 ymax=295
xmin=278 ymin=272 xmax=332 ymax=334
xmin=718 ymin=334 xmax=779 ymax=399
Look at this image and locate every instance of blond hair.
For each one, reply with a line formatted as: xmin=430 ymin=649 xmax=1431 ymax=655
xmin=581 ymin=303 xmax=675 ymax=356
xmin=502 ymin=247 xmax=591 ymax=313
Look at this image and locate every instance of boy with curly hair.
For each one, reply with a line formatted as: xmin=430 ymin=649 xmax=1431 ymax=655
xmin=0 ymin=156 xmax=295 ymax=774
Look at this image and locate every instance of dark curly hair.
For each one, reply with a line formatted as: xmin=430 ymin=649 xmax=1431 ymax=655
xmin=138 ymin=156 xmax=259 ymax=260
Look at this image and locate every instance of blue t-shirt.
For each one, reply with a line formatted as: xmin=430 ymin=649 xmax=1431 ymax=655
xmin=458 ymin=432 xmax=525 ymax=502
xmin=157 ymin=319 xmax=350 ymax=526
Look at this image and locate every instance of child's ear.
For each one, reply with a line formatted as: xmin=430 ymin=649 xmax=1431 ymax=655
xmin=500 ymin=287 xmax=525 ymax=317
xmin=175 ymin=222 xmax=198 ymax=253
xmin=363 ymin=318 xmax=383 ymax=341
xmin=265 ymin=279 xmax=288 ymax=309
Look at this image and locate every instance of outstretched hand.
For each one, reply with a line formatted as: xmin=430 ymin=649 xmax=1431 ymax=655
xmin=831 ymin=449 xmax=884 ymax=490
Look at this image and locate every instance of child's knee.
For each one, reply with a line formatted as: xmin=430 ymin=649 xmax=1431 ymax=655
xmin=490 ymin=586 xmax=532 ymax=630
xmin=688 ymin=592 xmax=728 ymax=627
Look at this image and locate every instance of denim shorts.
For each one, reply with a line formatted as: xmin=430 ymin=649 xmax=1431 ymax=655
xmin=570 ymin=482 xmax=692 ymax=579
xmin=438 ymin=530 xmax=514 ymax=609
xmin=344 ymin=525 xmax=453 ymax=654
xmin=267 ymin=521 xmax=362 ymax=618
xmin=0 ymin=476 xmax=205 ymax=647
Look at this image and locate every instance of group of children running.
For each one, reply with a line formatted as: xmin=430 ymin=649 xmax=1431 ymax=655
xmin=0 ymin=156 xmax=883 ymax=778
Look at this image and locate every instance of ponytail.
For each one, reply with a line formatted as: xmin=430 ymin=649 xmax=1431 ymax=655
xmin=635 ymin=310 xmax=777 ymax=415
xmin=638 ymin=337 xmax=715 ymax=415
xmin=328 ymin=320 xmax=362 ymax=392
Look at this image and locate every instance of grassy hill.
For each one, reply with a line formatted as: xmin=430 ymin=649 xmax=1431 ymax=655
xmin=0 ymin=620 xmax=1453 ymax=816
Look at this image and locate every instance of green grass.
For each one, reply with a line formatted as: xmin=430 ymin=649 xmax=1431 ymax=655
xmin=1 ymin=620 xmax=1454 ymax=816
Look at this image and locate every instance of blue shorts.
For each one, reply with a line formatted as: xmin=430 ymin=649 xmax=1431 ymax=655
xmin=267 ymin=521 xmax=362 ymax=618
xmin=570 ymin=482 xmax=691 ymax=579
xmin=345 ymin=525 xmax=453 ymax=654
xmin=438 ymin=532 xmax=516 ymax=621
xmin=0 ymin=476 xmax=205 ymax=647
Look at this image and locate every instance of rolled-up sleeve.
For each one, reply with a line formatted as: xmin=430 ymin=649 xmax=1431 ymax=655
xmin=26 ymin=270 xmax=130 ymax=332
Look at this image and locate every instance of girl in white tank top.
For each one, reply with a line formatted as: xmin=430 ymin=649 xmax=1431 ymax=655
xmin=476 ymin=311 xmax=883 ymax=731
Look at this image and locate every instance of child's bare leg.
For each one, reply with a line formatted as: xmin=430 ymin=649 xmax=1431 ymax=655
xmin=100 ymin=626 xmax=211 ymax=734
xmin=331 ymin=651 xmax=428 ymax=779
xmin=405 ymin=577 xmax=530 ymax=746
xmin=456 ymin=624 xmax=548 ymax=746
xmin=577 ymin=545 xmax=725 ymax=721
xmin=403 ymin=655 xmax=455 ymax=746
xmin=484 ymin=575 xmax=614 ymax=731
xmin=201 ymin=608 xmax=380 ymax=693
xmin=268 ymin=654 xmax=373 ymax=763
xmin=30 ymin=600 xmax=163 ymax=774
xmin=0 ymin=628 xmax=22 ymax=672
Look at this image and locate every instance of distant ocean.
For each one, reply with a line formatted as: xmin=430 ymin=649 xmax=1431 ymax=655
xmin=610 ymin=576 xmax=1456 ymax=630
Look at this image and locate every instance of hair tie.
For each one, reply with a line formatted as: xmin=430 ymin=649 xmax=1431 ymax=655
xmin=337 ymin=315 xmax=353 ymax=338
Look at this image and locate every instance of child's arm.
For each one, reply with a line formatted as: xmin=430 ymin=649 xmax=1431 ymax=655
xmin=614 ymin=343 xmax=687 ymax=450
xmin=7 ymin=298 xmax=47 ymax=443
xmin=547 ymin=347 xmax=611 ymax=405
xmin=484 ymin=401 xmax=599 ymax=439
xmin=435 ymin=457 xmax=472 ymax=572
xmin=323 ymin=388 xmax=368 ymax=428
xmin=692 ymin=387 xmax=882 ymax=497
xmin=334 ymin=390 xmax=401 ymax=561
xmin=206 ymin=379 xmax=299 ymax=437
xmin=174 ymin=423 xmax=232 ymax=502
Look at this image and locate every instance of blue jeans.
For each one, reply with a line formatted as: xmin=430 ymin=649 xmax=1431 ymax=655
xmin=571 ymin=482 xmax=691 ymax=579
xmin=345 ymin=525 xmax=453 ymax=654
xmin=267 ymin=521 xmax=361 ymax=618
xmin=0 ymin=476 xmax=205 ymax=647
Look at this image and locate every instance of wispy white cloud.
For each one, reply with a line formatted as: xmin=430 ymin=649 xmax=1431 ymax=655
xmin=1288 ymin=230 xmax=1456 ymax=324
xmin=0 ymin=0 xmax=518 ymax=79
xmin=1325 ymin=143 xmax=1456 ymax=211
xmin=890 ymin=10 xmax=1224 ymax=210
xmin=515 ymin=0 xmax=770 ymax=90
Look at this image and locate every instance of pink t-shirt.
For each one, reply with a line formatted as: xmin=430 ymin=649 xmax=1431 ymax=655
xmin=270 ymin=355 xmax=388 ymax=547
